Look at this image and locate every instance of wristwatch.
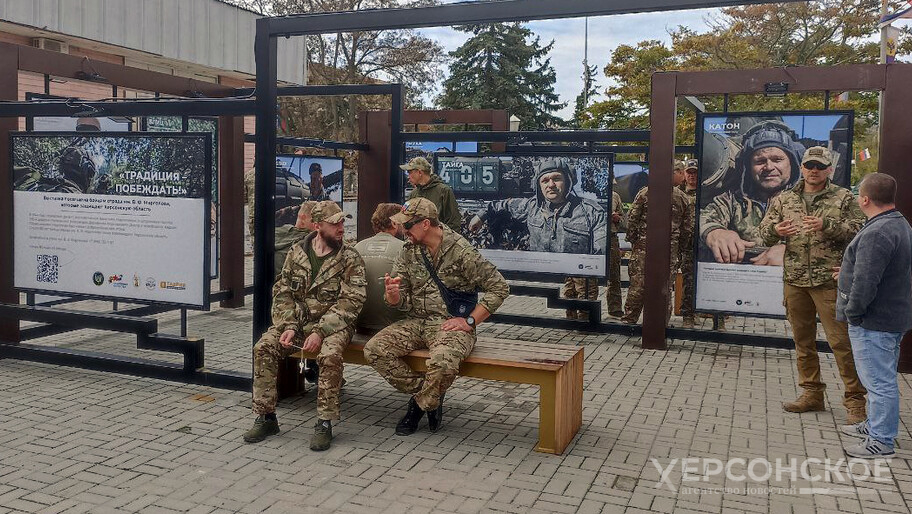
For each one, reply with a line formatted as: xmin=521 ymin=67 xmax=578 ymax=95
xmin=465 ymin=315 xmax=476 ymax=329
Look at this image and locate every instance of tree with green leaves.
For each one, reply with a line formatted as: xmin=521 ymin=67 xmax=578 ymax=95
xmin=438 ymin=23 xmax=566 ymax=130
xmin=582 ymin=0 xmax=912 ymax=160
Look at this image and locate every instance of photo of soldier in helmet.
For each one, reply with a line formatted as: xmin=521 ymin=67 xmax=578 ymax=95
xmin=467 ymin=157 xmax=608 ymax=257
xmin=13 ymin=137 xmax=99 ymax=194
xmin=699 ymin=120 xmax=805 ymax=265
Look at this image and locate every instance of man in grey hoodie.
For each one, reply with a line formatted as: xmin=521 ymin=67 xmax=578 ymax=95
xmin=836 ymin=173 xmax=912 ymax=458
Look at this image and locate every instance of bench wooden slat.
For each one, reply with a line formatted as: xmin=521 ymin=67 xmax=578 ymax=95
xmin=281 ymin=333 xmax=584 ymax=455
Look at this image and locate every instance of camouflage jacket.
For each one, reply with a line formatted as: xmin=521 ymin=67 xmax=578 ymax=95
xmin=243 ymin=168 xmax=256 ymax=206
xmin=626 ymin=186 xmax=693 ymax=257
xmin=14 ymin=169 xmax=84 ymax=193
xmin=482 ymin=195 xmax=608 ymax=255
xmin=389 ymin=226 xmax=510 ymax=319
xmin=699 ymin=190 xmax=771 ymax=247
xmin=611 ymin=191 xmax=625 ymax=235
xmin=759 ymin=179 xmax=864 ymax=288
xmin=272 ymin=231 xmax=367 ymax=338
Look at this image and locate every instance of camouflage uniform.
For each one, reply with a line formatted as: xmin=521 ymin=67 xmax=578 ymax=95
xmin=244 ymin=168 xmax=256 ymax=238
xmin=680 ymin=185 xmax=697 ymax=322
xmin=622 ymin=186 xmax=693 ymax=324
xmin=13 ymin=144 xmax=96 ymax=193
xmin=758 ymin=178 xmax=866 ymax=409
xmin=252 ymin=225 xmax=366 ymax=421
xmin=364 ymin=224 xmax=509 ymax=412
xmin=606 ymin=191 xmax=625 ymax=317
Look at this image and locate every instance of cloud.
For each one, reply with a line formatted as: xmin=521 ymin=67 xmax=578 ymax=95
xmin=417 ymin=8 xmax=720 ymax=119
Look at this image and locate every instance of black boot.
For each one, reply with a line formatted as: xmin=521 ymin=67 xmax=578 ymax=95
xmin=427 ymin=393 xmax=444 ymax=433
xmin=395 ymin=397 xmax=425 ymax=436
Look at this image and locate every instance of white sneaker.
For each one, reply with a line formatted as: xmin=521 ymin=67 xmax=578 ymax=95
xmin=840 ymin=421 xmax=869 ymax=439
xmin=844 ymin=436 xmax=895 ymax=459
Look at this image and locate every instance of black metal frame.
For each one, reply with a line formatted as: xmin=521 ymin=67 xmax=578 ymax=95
xmin=0 ymin=94 xmax=257 ymax=388
xmin=9 ymin=131 xmax=213 ymax=310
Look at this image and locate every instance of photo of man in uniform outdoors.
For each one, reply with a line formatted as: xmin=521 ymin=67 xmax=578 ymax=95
xmin=465 ymin=156 xmax=609 ymax=275
xmin=694 ymin=112 xmax=854 ymax=316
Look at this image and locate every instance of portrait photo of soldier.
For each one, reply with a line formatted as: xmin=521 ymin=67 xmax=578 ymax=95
xmin=699 ymin=119 xmax=804 ymax=266
xmin=466 ymin=157 xmax=608 ymax=260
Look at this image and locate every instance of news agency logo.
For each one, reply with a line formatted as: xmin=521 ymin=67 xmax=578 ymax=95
xmin=706 ymin=121 xmax=741 ymax=134
xmin=651 ymin=457 xmax=892 ymax=495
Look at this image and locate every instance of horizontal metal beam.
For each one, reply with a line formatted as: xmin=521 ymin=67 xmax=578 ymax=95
xmin=234 ymin=84 xmax=403 ymax=97
xmin=0 ymin=99 xmax=256 ymax=118
xmin=263 ymin=0 xmax=805 ymax=36
xmin=405 ymin=130 xmax=650 ymax=143
xmin=244 ymin=134 xmax=368 ymax=151
xmin=0 ymin=343 xmax=251 ymax=391
xmin=0 ymin=304 xmax=157 ymax=335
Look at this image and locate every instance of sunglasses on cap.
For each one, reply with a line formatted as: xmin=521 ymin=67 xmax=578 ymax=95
xmin=403 ymin=217 xmax=426 ymax=230
xmin=802 ymin=162 xmax=829 ymax=171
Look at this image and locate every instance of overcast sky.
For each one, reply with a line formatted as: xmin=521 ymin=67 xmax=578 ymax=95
xmin=417 ymin=3 xmax=912 ymax=121
xmin=417 ymin=7 xmax=719 ymax=119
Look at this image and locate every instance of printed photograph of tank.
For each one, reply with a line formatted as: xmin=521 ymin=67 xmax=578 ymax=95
xmin=695 ymin=111 xmax=853 ymax=316
xmin=435 ymin=154 xmax=612 ymax=277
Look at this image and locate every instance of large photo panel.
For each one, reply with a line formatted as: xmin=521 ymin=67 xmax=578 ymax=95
xmin=433 ymin=153 xmax=612 ymax=277
xmin=695 ymin=111 xmax=854 ymax=316
xmin=11 ymin=132 xmax=211 ymax=309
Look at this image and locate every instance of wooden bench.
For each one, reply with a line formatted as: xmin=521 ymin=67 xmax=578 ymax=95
xmin=279 ymin=333 xmax=583 ymax=455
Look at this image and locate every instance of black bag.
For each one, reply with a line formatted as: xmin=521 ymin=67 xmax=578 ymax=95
xmin=420 ymin=249 xmax=478 ymax=317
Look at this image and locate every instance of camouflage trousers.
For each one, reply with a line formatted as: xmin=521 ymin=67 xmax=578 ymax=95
xmin=363 ymin=317 xmax=475 ymax=412
xmin=679 ymin=250 xmax=695 ymax=321
xmin=252 ymin=325 xmax=352 ymax=420
xmin=622 ymin=245 xmax=678 ymax=324
xmin=563 ymin=277 xmax=598 ymax=320
xmin=606 ymin=236 xmax=623 ymax=315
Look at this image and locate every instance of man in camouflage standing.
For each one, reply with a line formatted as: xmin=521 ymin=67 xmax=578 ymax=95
xmin=243 ymin=201 xmax=367 ymax=451
xmin=243 ymin=165 xmax=256 ymax=250
xmin=679 ymin=159 xmax=699 ymax=328
xmin=364 ymin=198 xmax=509 ymax=435
xmin=605 ymin=188 xmax=625 ymax=319
xmin=622 ymin=162 xmax=693 ymax=324
xmin=759 ymin=147 xmax=867 ymax=424
xmin=403 ymin=157 xmax=463 ymax=233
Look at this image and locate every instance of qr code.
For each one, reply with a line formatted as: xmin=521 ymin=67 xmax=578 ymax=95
xmin=36 ymin=254 xmax=59 ymax=283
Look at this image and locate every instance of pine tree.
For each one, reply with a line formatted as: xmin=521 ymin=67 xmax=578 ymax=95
xmin=438 ymin=23 xmax=566 ymax=129
xmin=572 ymin=63 xmax=599 ymax=127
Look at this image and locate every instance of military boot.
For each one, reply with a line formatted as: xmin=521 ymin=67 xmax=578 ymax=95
xmin=427 ymin=393 xmax=445 ymax=433
xmin=243 ymin=415 xmax=280 ymax=443
xmin=782 ymin=391 xmax=825 ymax=413
xmin=395 ymin=397 xmax=425 ymax=436
xmin=310 ymin=419 xmax=333 ymax=451
xmin=846 ymin=405 xmax=867 ymax=425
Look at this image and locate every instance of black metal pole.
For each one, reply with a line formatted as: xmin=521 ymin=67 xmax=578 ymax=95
xmin=390 ymin=84 xmax=404 ymax=203
xmin=253 ymin=20 xmax=278 ymax=342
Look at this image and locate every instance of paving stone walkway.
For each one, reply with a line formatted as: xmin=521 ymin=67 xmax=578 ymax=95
xmin=2 ymin=254 xmax=904 ymax=513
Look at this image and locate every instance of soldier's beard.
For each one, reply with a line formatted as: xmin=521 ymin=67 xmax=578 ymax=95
xmin=318 ymin=229 xmax=343 ymax=250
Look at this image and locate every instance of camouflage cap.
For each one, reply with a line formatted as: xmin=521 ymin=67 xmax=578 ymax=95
xmin=310 ymin=201 xmax=350 ymax=224
xmin=684 ymin=158 xmax=699 ymax=171
xmin=400 ymin=156 xmax=432 ymax=173
xmin=390 ymin=197 xmax=438 ymax=225
xmin=673 ymin=160 xmax=686 ymax=171
xmin=801 ymin=146 xmax=833 ymax=167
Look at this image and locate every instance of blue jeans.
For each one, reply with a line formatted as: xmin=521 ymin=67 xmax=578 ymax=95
xmin=848 ymin=324 xmax=905 ymax=447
